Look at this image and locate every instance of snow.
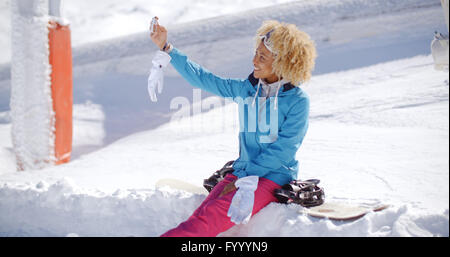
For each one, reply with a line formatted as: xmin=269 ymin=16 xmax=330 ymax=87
xmin=9 ymin=0 xmax=55 ymax=170
xmin=0 ymin=0 xmax=448 ymax=237
xmin=0 ymin=0 xmax=299 ymax=64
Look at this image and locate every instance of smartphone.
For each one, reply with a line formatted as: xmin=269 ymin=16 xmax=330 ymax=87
xmin=150 ymin=17 xmax=158 ymax=33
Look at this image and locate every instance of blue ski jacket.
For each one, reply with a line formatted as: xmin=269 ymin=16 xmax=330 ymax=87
xmin=168 ymin=47 xmax=309 ymax=186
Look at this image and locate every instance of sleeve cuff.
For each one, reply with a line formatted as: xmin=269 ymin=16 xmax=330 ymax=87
xmin=152 ymin=50 xmax=172 ymax=68
xmin=168 ymin=46 xmax=179 ymax=59
xmin=232 ymin=169 xmax=247 ymax=179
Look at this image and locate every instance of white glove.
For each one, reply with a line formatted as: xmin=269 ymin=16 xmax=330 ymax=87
xmin=227 ymin=175 xmax=259 ymax=224
xmin=148 ymin=50 xmax=171 ymax=102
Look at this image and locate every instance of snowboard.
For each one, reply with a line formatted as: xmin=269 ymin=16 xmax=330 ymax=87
xmin=155 ymin=178 xmax=389 ymax=221
xmin=155 ymin=178 xmax=208 ymax=195
xmin=300 ymin=202 xmax=389 ymax=221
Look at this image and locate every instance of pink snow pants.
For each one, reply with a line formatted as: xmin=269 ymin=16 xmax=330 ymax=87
xmin=160 ymin=174 xmax=281 ymax=237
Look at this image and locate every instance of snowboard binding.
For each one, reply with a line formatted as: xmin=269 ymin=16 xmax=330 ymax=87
xmin=274 ymin=179 xmax=325 ymax=207
xmin=203 ymin=160 xmax=235 ymax=193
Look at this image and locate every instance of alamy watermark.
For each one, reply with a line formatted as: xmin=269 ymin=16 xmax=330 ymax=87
xmin=168 ymin=89 xmax=279 ymax=143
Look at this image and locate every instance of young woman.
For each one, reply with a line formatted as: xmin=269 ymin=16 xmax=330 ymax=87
xmin=149 ymin=18 xmax=317 ymax=237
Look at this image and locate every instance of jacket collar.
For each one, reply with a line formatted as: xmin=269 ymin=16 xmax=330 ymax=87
xmin=248 ymin=72 xmax=296 ymax=92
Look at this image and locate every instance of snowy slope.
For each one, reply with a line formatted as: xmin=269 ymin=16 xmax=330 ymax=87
xmin=0 ymin=0 xmax=299 ymax=64
xmin=0 ymin=0 xmax=446 ymax=147
xmin=0 ymin=55 xmax=448 ymax=237
xmin=0 ymin=0 xmax=448 ymax=236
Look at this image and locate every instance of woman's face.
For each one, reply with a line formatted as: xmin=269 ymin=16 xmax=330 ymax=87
xmin=253 ymin=42 xmax=279 ymax=83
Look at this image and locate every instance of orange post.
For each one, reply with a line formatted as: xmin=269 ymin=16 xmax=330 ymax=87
xmin=48 ymin=20 xmax=73 ymax=164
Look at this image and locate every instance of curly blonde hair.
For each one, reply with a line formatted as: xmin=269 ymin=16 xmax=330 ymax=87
xmin=255 ymin=20 xmax=317 ymax=85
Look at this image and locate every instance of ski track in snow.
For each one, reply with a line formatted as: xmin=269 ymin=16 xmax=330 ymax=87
xmin=0 ymin=0 xmax=449 ymax=236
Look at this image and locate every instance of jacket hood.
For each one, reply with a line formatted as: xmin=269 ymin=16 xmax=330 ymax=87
xmin=248 ymin=72 xmax=300 ymax=110
xmin=248 ymin=72 xmax=297 ymax=94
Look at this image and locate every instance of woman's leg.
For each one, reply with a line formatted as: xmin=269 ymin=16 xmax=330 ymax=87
xmin=160 ymin=175 xmax=281 ymax=237
xmin=191 ymin=174 xmax=237 ymax=217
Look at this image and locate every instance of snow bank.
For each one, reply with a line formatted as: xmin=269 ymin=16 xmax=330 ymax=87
xmin=0 ymin=178 xmax=205 ymax=236
xmin=220 ymin=203 xmax=449 ymax=237
xmin=0 ymin=178 xmax=447 ymax=237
